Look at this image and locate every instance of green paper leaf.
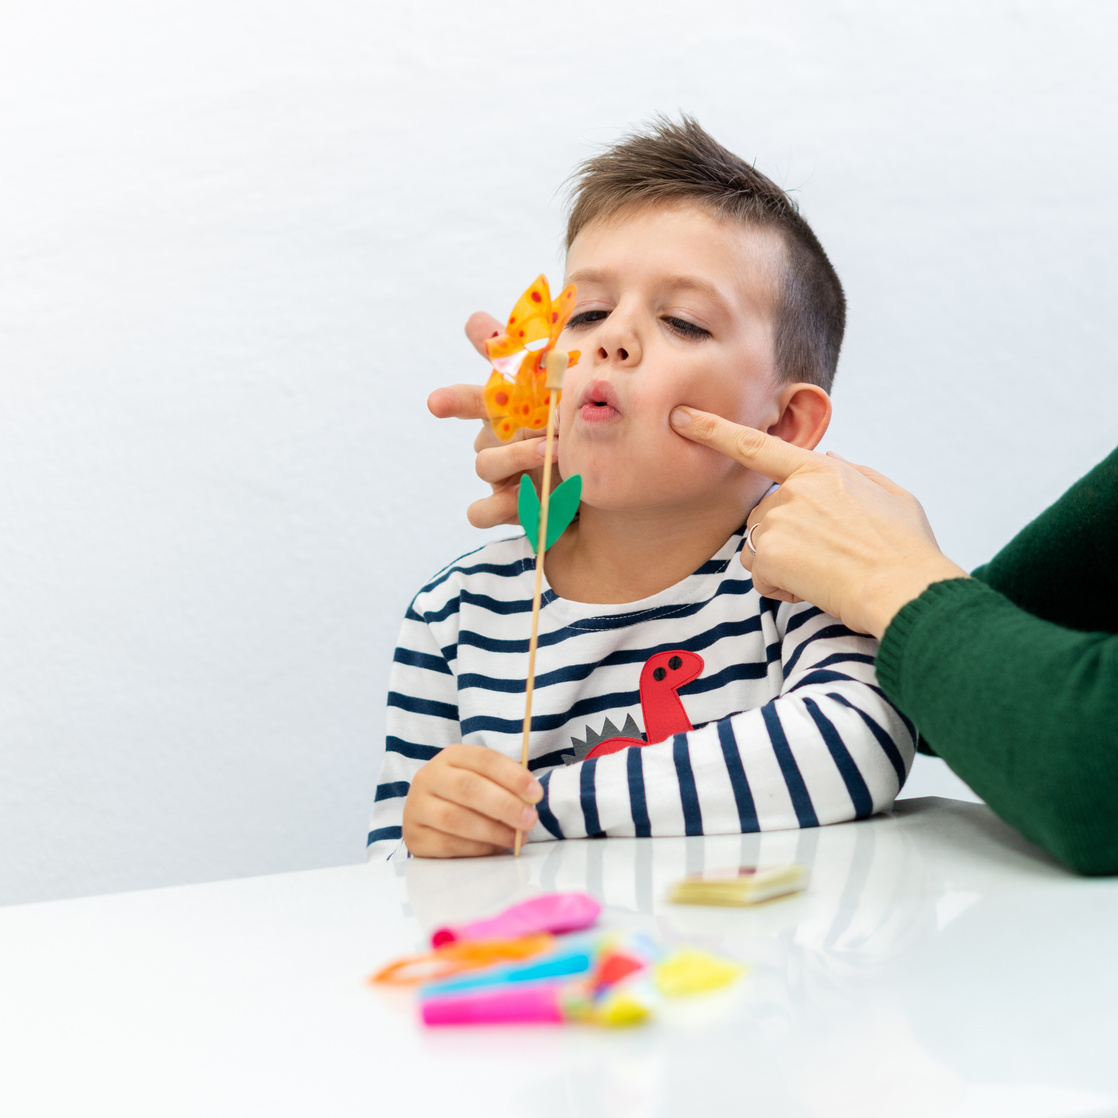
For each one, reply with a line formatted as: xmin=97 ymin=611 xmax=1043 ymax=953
xmin=545 ymin=474 xmax=582 ymax=550
xmin=518 ymin=473 xmax=582 ymax=553
xmin=518 ymin=475 xmax=541 ymax=551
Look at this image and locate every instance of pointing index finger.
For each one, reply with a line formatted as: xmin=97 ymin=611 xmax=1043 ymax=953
xmin=428 ymin=383 xmax=488 ymax=422
xmin=669 ymin=406 xmax=817 ymax=485
xmin=465 ymin=311 xmax=503 ymax=358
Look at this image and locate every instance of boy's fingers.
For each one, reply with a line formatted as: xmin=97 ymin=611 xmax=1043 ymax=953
xmin=443 ymin=743 xmax=543 ymax=803
xmin=427 ymin=384 xmax=488 ymax=422
xmin=408 ymin=819 xmax=509 ymax=859
xmin=670 ymin=406 xmax=815 ymax=485
xmin=420 ymin=771 xmax=538 ymax=841
xmin=465 ymin=311 xmax=504 ymax=358
xmin=427 ymin=796 xmax=524 ymax=847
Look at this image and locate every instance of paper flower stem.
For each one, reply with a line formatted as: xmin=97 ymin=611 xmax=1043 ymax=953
xmin=515 ymin=353 xmax=567 ymax=856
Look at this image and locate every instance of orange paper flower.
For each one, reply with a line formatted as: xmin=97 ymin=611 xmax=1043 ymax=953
xmin=483 ymin=275 xmax=581 ymax=441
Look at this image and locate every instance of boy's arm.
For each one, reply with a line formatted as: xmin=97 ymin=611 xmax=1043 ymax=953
xmin=368 ymin=598 xmax=542 ymax=860
xmin=367 ymin=603 xmax=461 ymax=860
xmin=534 ymin=606 xmax=915 ymax=841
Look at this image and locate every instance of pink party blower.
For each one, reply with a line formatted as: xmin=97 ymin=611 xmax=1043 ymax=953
xmin=430 ymin=892 xmax=601 ymax=947
xmin=421 ymin=984 xmax=568 ymax=1026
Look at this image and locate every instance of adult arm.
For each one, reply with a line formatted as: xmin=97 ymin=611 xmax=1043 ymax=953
xmin=670 ymin=408 xmax=1118 ymax=875
xmin=878 ymin=449 xmax=1118 ymax=876
xmin=534 ymin=605 xmax=917 ymax=840
xmin=971 ymin=446 xmax=1118 ymax=633
xmin=668 ymin=406 xmax=969 ymax=638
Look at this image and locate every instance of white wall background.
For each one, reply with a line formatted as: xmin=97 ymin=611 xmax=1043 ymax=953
xmin=1 ymin=0 xmax=1114 ymax=904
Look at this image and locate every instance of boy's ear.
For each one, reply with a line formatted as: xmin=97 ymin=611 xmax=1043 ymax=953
xmin=765 ymin=383 xmax=832 ymax=451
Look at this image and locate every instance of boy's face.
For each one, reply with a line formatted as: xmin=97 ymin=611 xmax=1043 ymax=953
xmin=558 ymin=204 xmax=785 ymax=515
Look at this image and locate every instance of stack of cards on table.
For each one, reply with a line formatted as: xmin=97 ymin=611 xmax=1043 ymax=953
xmin=669 ymin=864 xmax=807 ymax=907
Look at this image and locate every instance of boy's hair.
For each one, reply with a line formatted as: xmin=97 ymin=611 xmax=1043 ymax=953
xmin=565 ymin=116 xmax=845 ymax=392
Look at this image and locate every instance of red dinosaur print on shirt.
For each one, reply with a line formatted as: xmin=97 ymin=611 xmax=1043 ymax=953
xmin=562 ymin=649 xmax=704 ymax=763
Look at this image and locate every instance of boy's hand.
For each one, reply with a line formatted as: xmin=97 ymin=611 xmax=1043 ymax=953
xmin=425 ymin=311 xmax=555 ymax=530
xmin=402 ymin=744 xmax=544 ymax=858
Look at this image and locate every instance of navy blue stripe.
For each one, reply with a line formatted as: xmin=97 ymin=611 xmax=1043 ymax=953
xmin=458 ymin=639 xmax=808 ymax=732
xmin=672 ymin=734 xmax=704 ymax=836
xmin=367 ymin=826 xmax=403 ymax=845
xmin=783 ymin=623 xmax=862 ymax=674
xmin=717 ymin=718 xmax=759 ymax=832
xmin=535 ymin=770 xmax=563 ymax=838
xmin=415 ymin=533 xmax=743 ymax=602
xmin=419 ymin=588 xmax=558 ymax=624
xmin=387 ymin=691 xmax=458 ymax=722
xmin=888 ymin=700 xmax=918 ymax=745
xmin=412 ymin=597 xmax=460 ymax=623
xmin=803 ymin=697 xmax=873 ymax=819
xmin=374 ymin=781 xmax=410 ymax=801
xmin=462 ymin=689 xmax=642 ymax=737
xmin=460 ymin=589 xmax=537 ymax=617
xmin=453 ymin=630 xmax=527 ymax=652
xmin=782 ymin=639 xmax=876 ymax=679
xmin=565 ymin=576 xmax=755 ymax=634
xmin=419 ymin=553 xmax=530 ymax=595
xmin=813 ymin=651 xmax=877 ymax=671
xmin=784 ymin=606 xmax=825 ymax=635
xmin=466 ymin=575 xmax=758 ymax=645
xmin=694 ymin=556 xmax=729 ymax=575
xmin=784 ymin=669 xmax=857 ymax=692
xmin=460 ymin=643 xmax=777 ymax=698
xmin=457 ymin=613 xmax=764 ymax=668
xmin=761 ymin=703 xmax=818 ymax=827
xmin=628 ymin=747 xmax=651 ymax=837
xmin=827 ymin=692 xmax=908 ymax=784
xmin=458 ymin=672 xmax=527 ymax=695
xmin=685 ymin=657 xmax=774 ymax=695
xmin=386 ymin=736 xmax=442 ymax=762
xmin=529 ymin=749 xmax=570 ymax=771
xmin=781 ymin=628 xmax=817 ymax=676
xmin=393 ymin=647 xmax=453 ymax=674
xmin=785 ymin=674 xmax=902 ymax=735
xmin=580 ymin=759 xmax=603 ymax=837
xmin=758 ymin=594 xmax=781 ymax=624
xmin=458 ymin=628 xmax=563 ymax=655
xmin=415 ymin=539 xmax=510 ymax=585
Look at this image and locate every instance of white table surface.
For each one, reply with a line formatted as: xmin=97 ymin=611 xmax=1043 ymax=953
xmin=1 ymin=797 xmax=1116 ymax=1118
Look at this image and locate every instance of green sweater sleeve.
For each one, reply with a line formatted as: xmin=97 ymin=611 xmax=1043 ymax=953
xmin=876 ymin=447 xmax=1118 ymax=876
xmin=972 ymin=446 xmax=1118 ymax=633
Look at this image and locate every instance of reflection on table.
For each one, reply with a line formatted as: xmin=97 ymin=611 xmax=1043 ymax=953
xmin=0 ymin=798 xmax=1115 ymax=1118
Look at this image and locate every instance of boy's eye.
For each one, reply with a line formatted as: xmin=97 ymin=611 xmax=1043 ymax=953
xmin=663 ymin=316 xmax=710 ymax=340
xmin=566 ymin=309 xmax=610 ymax=329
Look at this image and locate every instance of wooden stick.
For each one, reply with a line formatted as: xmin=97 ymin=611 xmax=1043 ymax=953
xmin=514 ymin=351 xmax=567 ymax=856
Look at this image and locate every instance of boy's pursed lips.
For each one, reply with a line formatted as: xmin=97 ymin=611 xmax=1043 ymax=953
xmin=578 ymin=378 xmax=622 ymax=424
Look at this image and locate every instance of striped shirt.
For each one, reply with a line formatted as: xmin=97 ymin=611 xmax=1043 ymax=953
xmin=367 ymin=528 xmax=915 ymax=859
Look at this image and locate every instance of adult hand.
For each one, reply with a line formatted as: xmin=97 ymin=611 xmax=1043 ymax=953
xmin=669 ymin=406 xmax=968 ymax=639
xmin=426 ymin=312 xmax=554 ymax=530
xmin=402 ymin=744 xmax=544 ymax=858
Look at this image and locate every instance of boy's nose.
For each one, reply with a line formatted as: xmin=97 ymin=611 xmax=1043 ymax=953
xmin=597 ymin=344 xmax=629 ymax=361
xmin=592 ymin=305 xmax=641 ymax=366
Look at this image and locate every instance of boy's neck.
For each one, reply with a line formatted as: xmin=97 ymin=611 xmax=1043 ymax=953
xmin=544 ymin=500 xmax=751 ymax=605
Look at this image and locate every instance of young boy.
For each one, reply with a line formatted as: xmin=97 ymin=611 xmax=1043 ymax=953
xmin=368 ymin=117 xmax=915 ymax=860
